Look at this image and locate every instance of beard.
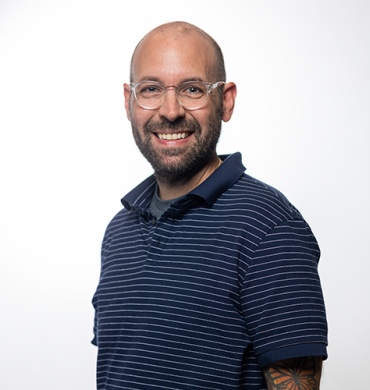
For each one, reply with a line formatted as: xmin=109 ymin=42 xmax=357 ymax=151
xmin=130 ymin=103 xmax=223 ymax=185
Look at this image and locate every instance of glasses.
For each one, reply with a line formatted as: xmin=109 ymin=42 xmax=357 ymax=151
xmin=129 ymin=80 xmax=225 ymax=110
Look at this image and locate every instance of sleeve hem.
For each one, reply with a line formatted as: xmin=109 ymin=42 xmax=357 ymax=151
xmin=257 ymin=343 xmax=328 ymax=367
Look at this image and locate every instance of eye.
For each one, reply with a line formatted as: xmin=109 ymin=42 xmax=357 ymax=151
xmin=140 ymin=85 xmax=160 ymax=93
xmin=137 ymin=83 xmax=164 ymax=98
xmin=180 ymin=83 xmax=206 ymax=99
xmin=185 ymin=86 xmax=200 ymax=93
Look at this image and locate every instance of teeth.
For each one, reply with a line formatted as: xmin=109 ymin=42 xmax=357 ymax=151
xmin=157 ymin=132 xmax=189 ymax=140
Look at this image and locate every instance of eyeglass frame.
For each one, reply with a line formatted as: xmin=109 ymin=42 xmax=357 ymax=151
xmin=129 ymin=80 xmax=225 ymax=111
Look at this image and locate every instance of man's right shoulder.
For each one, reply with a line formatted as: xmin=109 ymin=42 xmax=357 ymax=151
xmin=104 ymin=206 xmax=135 ymax=235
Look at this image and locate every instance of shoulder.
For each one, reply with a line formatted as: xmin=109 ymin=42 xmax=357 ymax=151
xmin=221 ymin=172 xmax=304 ymax=228
xmin=101 ymin=206 xmax=129 ymax=237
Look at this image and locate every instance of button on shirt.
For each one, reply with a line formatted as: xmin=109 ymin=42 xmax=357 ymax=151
xmin=92 ymin=152 xmax=328 ymax=390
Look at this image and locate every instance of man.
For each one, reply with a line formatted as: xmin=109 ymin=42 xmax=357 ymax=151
xmin=92 ymin=22 xmax=328 ymax=389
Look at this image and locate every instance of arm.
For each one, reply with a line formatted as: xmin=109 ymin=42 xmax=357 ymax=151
xmin=263 ymin=356 xmax=323 ymax=390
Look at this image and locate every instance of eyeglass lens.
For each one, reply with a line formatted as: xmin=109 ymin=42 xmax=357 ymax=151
xmin=134 ymin=82 xmax=209 ymax=109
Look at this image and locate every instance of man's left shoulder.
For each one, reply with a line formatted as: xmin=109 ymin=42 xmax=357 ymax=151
xmin=224 ymin=173 xmax=303 ymax=224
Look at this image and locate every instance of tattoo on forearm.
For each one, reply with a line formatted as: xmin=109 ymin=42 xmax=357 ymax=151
xmin=264 ymin=356 xmax=321 ymax=390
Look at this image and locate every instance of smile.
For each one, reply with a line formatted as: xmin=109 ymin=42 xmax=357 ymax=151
xmin=155 ymin=132 xmax=192 ymax=140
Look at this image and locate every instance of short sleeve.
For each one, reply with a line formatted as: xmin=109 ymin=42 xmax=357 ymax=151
xmin=91 ymin=308 xmax=98 ymax=346
xmin=241 ymin=219 xmax=328 ymax=367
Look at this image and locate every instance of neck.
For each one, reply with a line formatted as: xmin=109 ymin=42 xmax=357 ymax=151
xmin=156 ymin=152 xmax=220 ymax=200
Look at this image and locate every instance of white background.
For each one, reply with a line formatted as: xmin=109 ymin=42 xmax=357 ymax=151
xmin=1 ymin=1 xmax=369 ymax=389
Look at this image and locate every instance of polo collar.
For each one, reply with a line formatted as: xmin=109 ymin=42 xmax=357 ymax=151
xmin=189 ymin=152 xmax=246 ymax=206
xmin=121 ymin=152 xmax=246 ymax=211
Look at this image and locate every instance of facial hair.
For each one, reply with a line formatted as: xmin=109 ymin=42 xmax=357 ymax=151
xmin=130 ymin=103 xmax=223 ymax=185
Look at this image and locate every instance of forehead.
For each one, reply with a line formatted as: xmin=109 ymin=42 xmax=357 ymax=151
xmin=132 ymin=31 xmax=217 ymax=83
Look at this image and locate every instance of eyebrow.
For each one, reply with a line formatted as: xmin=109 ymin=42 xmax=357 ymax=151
xmin=137 ymin=76 xmax=206 ymax=84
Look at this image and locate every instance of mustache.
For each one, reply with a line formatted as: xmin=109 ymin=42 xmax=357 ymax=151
xmin=144 ymin=117 xmax=201 ymax=133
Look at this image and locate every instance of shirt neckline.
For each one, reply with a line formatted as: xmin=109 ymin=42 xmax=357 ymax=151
xmin=121 ymin=152 xmax=246 ymax=212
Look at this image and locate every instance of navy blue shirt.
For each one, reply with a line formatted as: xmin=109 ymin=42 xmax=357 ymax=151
xmin=92 ymin=153 xmax=328 ymax=390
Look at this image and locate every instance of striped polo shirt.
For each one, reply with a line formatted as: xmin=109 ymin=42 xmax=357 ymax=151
xmin=92 ymin=152 xmax=328 ymax=390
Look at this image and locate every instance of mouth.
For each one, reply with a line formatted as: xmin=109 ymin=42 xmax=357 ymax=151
xmin=154 ymin=131 xmax=193 ymax=140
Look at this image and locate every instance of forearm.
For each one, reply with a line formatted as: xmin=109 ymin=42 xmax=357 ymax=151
xmin=263 ymin=356 xmax=323 ymax=390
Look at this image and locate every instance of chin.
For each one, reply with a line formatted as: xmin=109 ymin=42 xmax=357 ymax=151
xmin=151 ymin=153 xmax=209 ymax=185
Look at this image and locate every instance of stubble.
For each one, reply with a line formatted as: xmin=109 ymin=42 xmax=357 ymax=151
xmin=130 ymin=102 xmax=223 ymax=185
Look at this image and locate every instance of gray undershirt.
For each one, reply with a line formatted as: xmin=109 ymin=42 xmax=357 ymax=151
xmin=149 ymin=185 xmax=183 ymax=219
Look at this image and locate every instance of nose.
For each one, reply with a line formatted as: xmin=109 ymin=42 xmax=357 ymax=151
xmin=158 ymin=88 xmax=186 ymax=122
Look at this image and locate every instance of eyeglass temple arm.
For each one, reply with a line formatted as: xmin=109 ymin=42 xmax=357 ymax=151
xmin=211 ymin=81 xmax=226 ymax=90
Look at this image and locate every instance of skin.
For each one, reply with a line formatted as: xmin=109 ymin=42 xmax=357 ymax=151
xmin=124 ymin=27 xmax=236 ymax=200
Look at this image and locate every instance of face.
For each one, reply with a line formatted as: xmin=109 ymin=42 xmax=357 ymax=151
xmin=125 ymin=31 xmax=224 ymax=184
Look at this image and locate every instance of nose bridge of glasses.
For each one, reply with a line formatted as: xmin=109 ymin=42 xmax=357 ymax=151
xmin=158 ymin=85 xmax=185 ymax=116
xmin=163 ymin=86 xmax=182 ymax=106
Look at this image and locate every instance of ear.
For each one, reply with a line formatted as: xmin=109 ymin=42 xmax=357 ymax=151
xmin=123 ymin=83 xmax=131 ymax=121
xmin=222 ymin=82 xmax=237 ymax=122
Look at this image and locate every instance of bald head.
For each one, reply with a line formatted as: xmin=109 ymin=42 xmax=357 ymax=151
xmin=129 ymin=22 xmax=226 ymax=83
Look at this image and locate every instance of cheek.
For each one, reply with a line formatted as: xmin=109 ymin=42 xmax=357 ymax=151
xmin=190 ymin=107 xmax=215 ymax=128
xmin=131 ymin=106 xmax=155 ymax=127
